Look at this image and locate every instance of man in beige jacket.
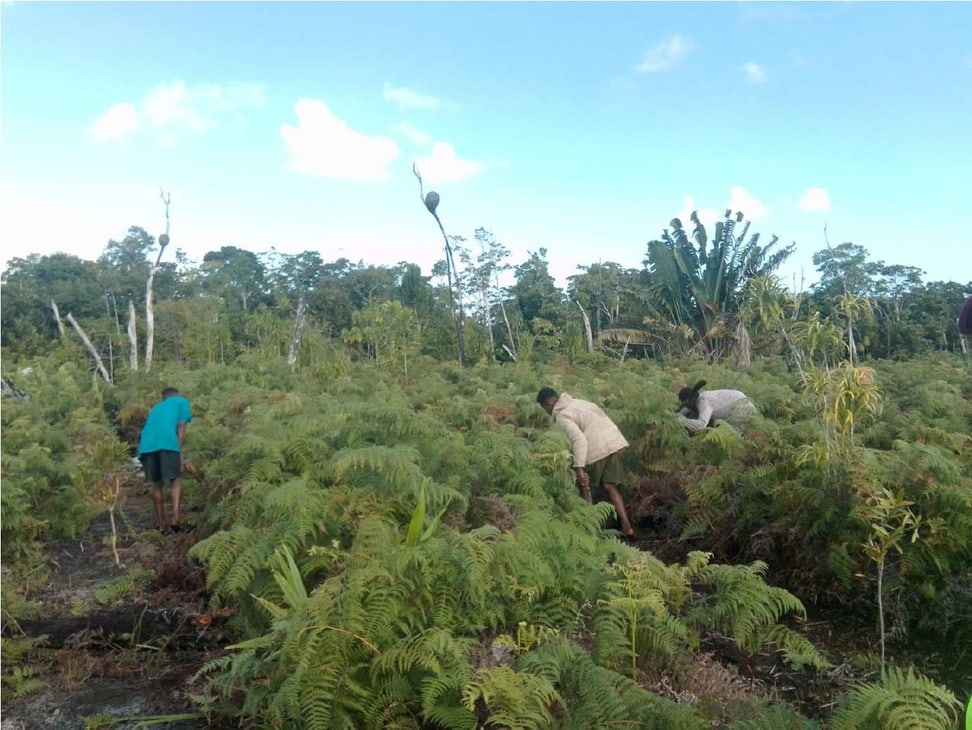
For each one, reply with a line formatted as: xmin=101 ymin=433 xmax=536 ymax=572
xmin=537 ymin=387 xmax=635 ymax=538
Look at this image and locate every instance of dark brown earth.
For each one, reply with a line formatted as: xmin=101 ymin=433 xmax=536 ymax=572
xmin=1 ymin=472 xmax=225 ymax=730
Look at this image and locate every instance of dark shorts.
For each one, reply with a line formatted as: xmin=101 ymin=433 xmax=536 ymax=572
xmin=587 ymin=450 xmax=625 ymax=489
xmin=141 ymin=450 xmax=181 ymax=483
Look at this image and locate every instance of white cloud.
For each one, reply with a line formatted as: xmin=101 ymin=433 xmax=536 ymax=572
xmin=635 ymin=34 xmax=692 ymax=73
xmin=677 ymin=195 xmax=719 ymax=229
xmin=383 ymin=85 xmax=442 ymax=110
xmin=89 ymin=102 xmax=139 ymax=142
xmin=728 ymin=185 xmax=768 ymax=220
xmin=281 ymin=99 xmax=400 ymax=181
xmin=741 ymin=62 xmax=768 ymax=84
xmin=142 ymin=80 xmax=264 ymax=133
xmin=88 ymin=80 xmax=265 ymax=145
xmin=393 ymin=120 xmax=432 ymax=146
xmin=797 ymin=187 xmax=831 ymax=212
xmin=413 ymin=142 xmax=484 ymax=184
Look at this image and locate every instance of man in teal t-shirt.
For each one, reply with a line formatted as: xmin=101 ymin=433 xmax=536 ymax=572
xmin=138 ymin=387 xmax=194 ymax=533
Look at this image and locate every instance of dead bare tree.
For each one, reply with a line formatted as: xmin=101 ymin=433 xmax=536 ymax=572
xmin=50 ymin=300 xmax=66 ymax=336
xmin=145 ymin=189 xmax=171 ymax=371
xmin=127 ymin=299 xmax=139 ymax=371
xmin=65 ymin=312 xmax=112 ymax=384
xmin=412 ymin=163 xmax=466 ymax=367
xmin=575 ymin=300 xmax=594 ymax=353
xmin=287 ymin=292 xmax=307 ymax=367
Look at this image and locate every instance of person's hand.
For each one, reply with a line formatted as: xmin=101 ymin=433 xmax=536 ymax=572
xmin=182 ymin=458 xmax=197 ymax=475
xmin=574 ymin=468 xmax=590 ymax=488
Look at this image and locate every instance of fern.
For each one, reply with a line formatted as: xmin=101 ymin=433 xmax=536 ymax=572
xmin=462 ymin=665 xmax=561 ymax=730
xmin=520 ymin=638 xmax=708 ymax=729
xmin=830 ymin=665 xmax=961 ymax=730
xmin=687 ymin=560 xmax=827 ymax=667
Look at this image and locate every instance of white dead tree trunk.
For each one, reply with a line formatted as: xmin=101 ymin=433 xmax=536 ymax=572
xmin=287 ymin=292 xmax=307 ymax=367
xmin=145 ymin=189 xmax=171 ymax=371
xmin=575 ymin=300 xmax=594 ymax=353
xmin=50 ymin=300 xmax=66 ymax=336
xmin=127 ymin=299 xmax=139 ymax=371
xmin=65 ymin=312 xmax=112 ymax=384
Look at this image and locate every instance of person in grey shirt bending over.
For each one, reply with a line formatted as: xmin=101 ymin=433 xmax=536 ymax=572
xmin=677 ymin=380 xmax=757 ymax=433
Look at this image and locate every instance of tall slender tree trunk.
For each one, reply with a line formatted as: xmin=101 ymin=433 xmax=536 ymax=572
xmin=127 ymin=299 xmax=139 ymax=371
xmin=575 ymin=300 xmax=594 ymax=353
xmin=65 ymin=312 xmax=112 ymax=384
xmin=146 ymin=190 xmax=171 ymax=372
xmin=287 ymin=292 xmax=307 ymax=367
xmin=50 ymin=300 xmax=66 ymax=336
xmin=847 ymin=319 xmax=857 ymax=366
xmin=481 ymin=289 xmax=496 ymax=361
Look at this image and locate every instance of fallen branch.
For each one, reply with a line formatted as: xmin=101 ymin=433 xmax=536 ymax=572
xmin=65 ymin=312 xmax=112 ymax=384
xmin=3 ymin=605 xmax=225 ymax=649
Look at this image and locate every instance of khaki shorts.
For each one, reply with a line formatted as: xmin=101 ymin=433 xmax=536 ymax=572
xmin=586 ymin=450 xmax=625 ymax=488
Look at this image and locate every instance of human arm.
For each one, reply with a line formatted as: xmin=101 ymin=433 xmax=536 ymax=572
xmin=176 ymin=420 xmax=196 ymax=474
xmin=555 ymin=417 xmax=591 ymax=494
xmin=678 ymin=397 xmax=714 ymax=432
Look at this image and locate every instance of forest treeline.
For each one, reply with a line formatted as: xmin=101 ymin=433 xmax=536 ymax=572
xmin=1 ymin=209 xmax=968 ymax=372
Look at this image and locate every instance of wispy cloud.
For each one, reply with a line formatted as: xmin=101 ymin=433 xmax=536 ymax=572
xmin=383 ymin=84 xmax=444 ymax=110
xmin=281 ymin=99 xmax=400 ymax=181
xmin=413 ymin=142 xmax=485 ymax=184
xmin=741 ymin=62 xmax=768 ymax=84
xmin=89 ymin=103 xmax=139 ymax=142
xmin=635 ymin=34 xmax=692 ymax=73
xmin=728 ymin=185 xmax=768 ymax=220
xmin=392 ymin=120 xmax=432 ymax=146
xmin=797 ymin=187 xmax=831 ymax=212
xmin=677 ymin=195 xmax=720 ymax=229
xmin=88 ymin=80 xmax=265 ymax=145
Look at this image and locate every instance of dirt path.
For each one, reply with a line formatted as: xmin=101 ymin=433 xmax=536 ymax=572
xmin=1 ymin=474 xmax=224 ymax=729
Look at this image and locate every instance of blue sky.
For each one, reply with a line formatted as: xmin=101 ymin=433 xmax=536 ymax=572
xmin=2 ymin=1 xmax=970 ymax=291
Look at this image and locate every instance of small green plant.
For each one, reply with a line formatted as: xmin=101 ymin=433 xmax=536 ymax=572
xmin=93 ymin=565 xmax=153 ymax=606
xmin=493 ymin=621 xmax=560 ymax=657
xmin=857 ymin=485 xmax=920 ymax=673
xmin=0 ymin=637 xmax=47 ymax=699
xmin=830 ymin=665 xmax=960 ymax=730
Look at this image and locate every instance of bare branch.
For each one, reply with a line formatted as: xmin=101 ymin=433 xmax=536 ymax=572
xmin=65 ymin=312 xmax=112 ymax=384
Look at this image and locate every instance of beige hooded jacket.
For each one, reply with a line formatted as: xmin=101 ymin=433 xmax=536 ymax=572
xmin=551 ymin=393 xmax=629 ymax=468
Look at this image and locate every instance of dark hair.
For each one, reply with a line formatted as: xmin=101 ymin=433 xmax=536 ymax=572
xmin=162 ymin=387 xmax=180 ymax=398
xmin=678 ymin=380 xmax=706 ymax=403
xmin=536 ymin=387 xmax=558 ymax=405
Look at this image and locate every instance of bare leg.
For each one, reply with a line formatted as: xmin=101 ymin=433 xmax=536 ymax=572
xmin=151 ymin=483 xmax=167 ymax=532
xmin=170 ymin=477 xmax=182 ymax=527
xmin=603 ymin=483 xmax=634 ymax=537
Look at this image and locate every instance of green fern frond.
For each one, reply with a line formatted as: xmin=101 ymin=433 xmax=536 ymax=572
xmin=462 ymin=665 xmax=561 ymax=730
xmin=688 ymin=561 xmax=809 ymax=655
xmin=830 ymin=665 xmax=960 ymax=730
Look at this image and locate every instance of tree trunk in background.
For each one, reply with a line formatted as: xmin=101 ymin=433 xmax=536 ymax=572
xmin=127 ymin=299 xmax=139 ymax=371
xmin=288 ymin=292 xmax=307 ymax=367
xmin=146 ymin=190 xmax=171 ymax=372
xmin=145 ymin=265 xmax=158 ymax=371
xmin=65 ymin=312 xmax=112 ymax=384
xmin=50 ymin=300 xmax=66 ymax=336
xmin=499 ymin=299 xmax=517 ymax=361
xmin=736 ymin=319 xmax=752 ymax=367
xmin=576 ymin=300 xmax=594 ymax=353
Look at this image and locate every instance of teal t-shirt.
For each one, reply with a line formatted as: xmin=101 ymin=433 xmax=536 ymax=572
xmin=137 ymin=396 xmax=192 ymax=456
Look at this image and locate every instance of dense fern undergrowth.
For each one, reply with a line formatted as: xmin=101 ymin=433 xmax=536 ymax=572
xmin=2 ymin=344 xmax=970 ymax=728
